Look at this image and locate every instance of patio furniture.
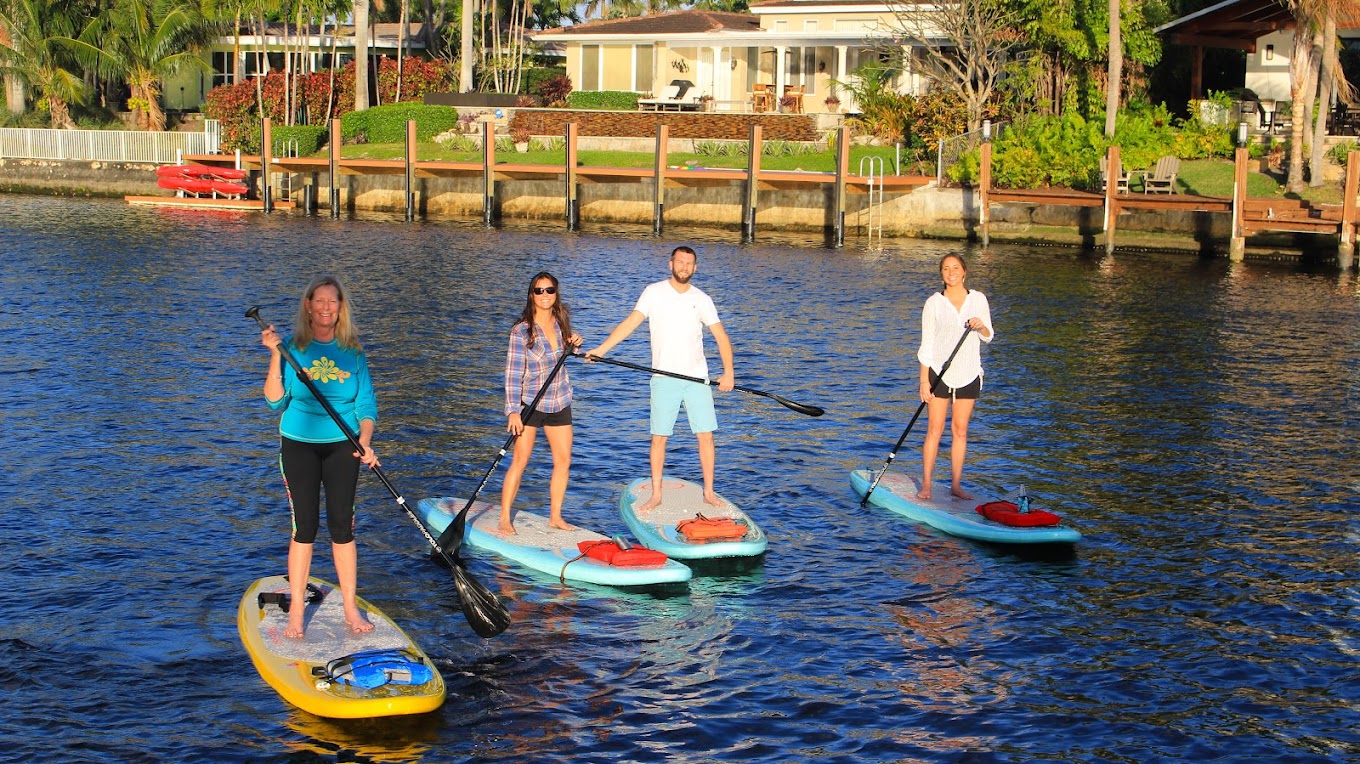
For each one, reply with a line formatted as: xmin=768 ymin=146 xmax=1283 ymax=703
xmin=1100 ymin=156 xmax=1132 ymax=194
xmin=638 ymin=80 xmax=700 ymax=111
xmin=1144 ymin=156 xmax=1180 ymax=194
xmin=752 ymin=83 xmax=773 ymax=113
xmin=781 ymin=85 xmax=804 ymax=113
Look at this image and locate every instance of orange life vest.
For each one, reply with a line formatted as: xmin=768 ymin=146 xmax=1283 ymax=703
xmin=676 ymin=514 xmax=748 ymax=542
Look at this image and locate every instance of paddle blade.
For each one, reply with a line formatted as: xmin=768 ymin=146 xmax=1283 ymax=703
xmin=450 ymin=561 xmax=511 ymax=638
xmin=435 ymin=505 xmax=470 ymax=552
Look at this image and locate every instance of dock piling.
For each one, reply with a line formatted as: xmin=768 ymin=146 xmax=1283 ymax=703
xmin=743 ymin=124 xmax=762 ymax=243
xmin=833 ymin=127 xmax=848 ymax=247
xmin=261 ymin=118 xmax=273 ymax=214
xmin=328 ymin=119 xmax=340 ymax=219
xmin=405 ymin=120 xmax=416 ymax=222
xmin=483 ymin=120 xmax=496 ymax=227
xmin=1340 ymin=151 xmax=1358 ymax=270
xmin=654 ymin=125 xmax=668 ymax=236
xmin=566 ymin=123 xmax=579 ymax=231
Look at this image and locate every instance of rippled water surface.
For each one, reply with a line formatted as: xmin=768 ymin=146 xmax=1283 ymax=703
xmin=2 ymin=195 xmax=1357 ymax=763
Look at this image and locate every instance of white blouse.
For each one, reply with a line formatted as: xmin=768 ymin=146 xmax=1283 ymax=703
xmin=917 ymin=289 xmax=994 ymax=389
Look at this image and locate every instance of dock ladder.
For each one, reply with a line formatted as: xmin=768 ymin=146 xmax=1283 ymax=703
xmin=277 ymin=138 xmax=299 ymax=202
xmin=858 ymin=156 xmax=885 ymax=243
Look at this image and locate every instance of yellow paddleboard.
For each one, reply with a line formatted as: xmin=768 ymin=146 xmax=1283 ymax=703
xmin=238 ymin=575 xmax=445 ymax=718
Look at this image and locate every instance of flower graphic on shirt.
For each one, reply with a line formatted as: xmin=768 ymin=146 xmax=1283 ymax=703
xmin=308 ymin=356 xmax=350 ymax=384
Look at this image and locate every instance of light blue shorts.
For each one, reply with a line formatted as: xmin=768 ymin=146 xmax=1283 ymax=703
xmin=650 ymin=376 xmax=717 ymax=436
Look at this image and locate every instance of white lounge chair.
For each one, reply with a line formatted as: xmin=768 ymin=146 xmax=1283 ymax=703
xmin=638 ymin=80 xmax=699 ymax=112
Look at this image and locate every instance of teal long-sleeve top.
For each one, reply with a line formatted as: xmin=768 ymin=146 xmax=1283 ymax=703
xmin=266 ymin=338 xmax=378 ymax=443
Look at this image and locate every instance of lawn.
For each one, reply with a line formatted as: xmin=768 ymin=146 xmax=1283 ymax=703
xmin=333 ymin=142 xmax=925 ymax=174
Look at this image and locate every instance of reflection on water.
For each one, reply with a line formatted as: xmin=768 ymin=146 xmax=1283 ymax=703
xmin=1 ymin=195 xmax=1358 ymax=762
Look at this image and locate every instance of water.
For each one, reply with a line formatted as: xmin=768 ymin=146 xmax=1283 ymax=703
xmin=1 ymin=195 xmax=1357 ymax=763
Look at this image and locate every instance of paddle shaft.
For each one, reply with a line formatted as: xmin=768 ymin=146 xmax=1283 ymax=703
xmin=434 ymin=336 xmax=576 ymax=551
xmin=573 ymin=352 xmax=824 ymax=417
xmin=246 ymin=307 xmax=510 ymax=637
xmin=859 ymin=326 xmax=973 ymax=507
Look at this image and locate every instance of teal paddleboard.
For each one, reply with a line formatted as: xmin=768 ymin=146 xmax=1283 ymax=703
xmin=851 ymin=469 xmax=1081 ymax=544
xmin=618 ymin=477 xmax=767 ymax=560
xmin=415 ymin=497 xmax=692 ymax=586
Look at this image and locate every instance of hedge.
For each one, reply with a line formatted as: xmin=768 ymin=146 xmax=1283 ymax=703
xmin=272 ymin=124 xmax=327 ymax=157
xmin=340 ymin=103 xmax=462 ymax=144
xmin=565 ymin=91 xmax=640 ymax=111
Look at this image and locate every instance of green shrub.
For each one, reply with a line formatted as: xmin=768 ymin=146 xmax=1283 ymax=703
xmin=1326 ymin=139 xmax=1360 ymax=165
xmin=566 ymin=91 xmax=640 ymax=110
xmin=271 ymin=124 xmax=327 ymax=156
xmin=341 ymin=103 xmax=461 ymax=144
xmin=523 ymin=67 xmax=568 ymax=97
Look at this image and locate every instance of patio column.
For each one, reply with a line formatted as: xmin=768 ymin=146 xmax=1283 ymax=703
xmin=836 ymin=46 xmax=848 ymax=106
xmin=776 ymin=46 xmax=787 ymax=109
xmin=711 ymin=46 xmax=722 ymax=100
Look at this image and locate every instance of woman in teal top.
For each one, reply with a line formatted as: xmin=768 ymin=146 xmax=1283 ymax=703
xmin=260 ymin=275 xmax=380 ymax=639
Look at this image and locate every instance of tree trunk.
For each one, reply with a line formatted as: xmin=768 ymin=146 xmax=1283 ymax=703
xmin=397 ymin=0 xmax=408 ymax=102
xmin=1309 ymin=13 xmax=1337 ymax=187
xmin=1104 ymin=0 xmax=1121 ymax=138
xmin=49 ymin=96 xmax=77 ymax=129
xmin=5 ymin=75 xmax=24 ymax=116
xmin=1286 ymin=23 xmax=1314 ymax=193
xmin=355 ymin=0 xmax=370 ymax=110
xmin=460 ymin=0 xmax=474 ymax=92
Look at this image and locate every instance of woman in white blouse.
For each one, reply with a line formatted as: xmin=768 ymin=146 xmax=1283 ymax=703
xmin=917 ymin=254 xmax=994 ymax=500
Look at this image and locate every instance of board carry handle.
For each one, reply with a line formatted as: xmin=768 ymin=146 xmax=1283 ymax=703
xmin=246 ymin=306 xmax=511 ymax=639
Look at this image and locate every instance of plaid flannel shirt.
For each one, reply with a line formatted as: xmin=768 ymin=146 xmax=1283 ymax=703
xmin=505 ymin=321 xmax=572 ymax=416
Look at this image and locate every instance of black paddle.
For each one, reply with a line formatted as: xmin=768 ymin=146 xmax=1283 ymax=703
xmin=434 ymin=337 xmax=576 ymax=553
xmin=573 ymin=352 xmax=824 ymax=417
xmin=246 ymin=307 xmax=510 ymax=639
xmin=859 ymin=326 xmax=973 ymax=508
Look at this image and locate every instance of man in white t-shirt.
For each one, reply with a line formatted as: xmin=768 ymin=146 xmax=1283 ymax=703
xmin=586 ymin=246 xmax=735 ymax=510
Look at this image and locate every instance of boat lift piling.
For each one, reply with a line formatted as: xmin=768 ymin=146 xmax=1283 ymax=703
xmin=742 ymin=124 xmax=763 ymax=243
xmin=653 ymin=125 xmax=668 ymax=236
xmin=565 ymin=123 xmax=579 ymax=231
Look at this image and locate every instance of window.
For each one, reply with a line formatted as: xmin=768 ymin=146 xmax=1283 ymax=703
xmin=581 ymin=45 xmax=600 ymax=91
xmin=804 ymin=20 xmax=819 ymax=32
xmin=635 ymin=44 xmax=653 ymax=92
xmin=211 ymin=51 xmax=235 ymax=88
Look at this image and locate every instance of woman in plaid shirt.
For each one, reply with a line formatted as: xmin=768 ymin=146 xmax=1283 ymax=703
xmin=499 ymin=272 xmax=583 ymax=535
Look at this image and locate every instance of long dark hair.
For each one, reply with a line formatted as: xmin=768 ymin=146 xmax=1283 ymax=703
xmin=517 ymin=271 xmax=572 ymax=349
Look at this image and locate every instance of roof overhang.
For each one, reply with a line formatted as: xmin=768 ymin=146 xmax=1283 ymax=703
xmin=1156 ymin=0 xmax=1360 ymax=51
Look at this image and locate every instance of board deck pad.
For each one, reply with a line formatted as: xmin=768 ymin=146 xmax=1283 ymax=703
xmin=619 ymin=477 xmax=768 ymax=559
xmin=622 ymin=479 xmax=742 ymax=526
xmin=416 ymin=498 xmax=693 ymax=586
xmin=852 ymin=469 xmax=1081 ymax=545
xmin=254 ymin=582 xmax=412 ymax=662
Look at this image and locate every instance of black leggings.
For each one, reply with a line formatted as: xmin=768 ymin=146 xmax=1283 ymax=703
xmin=279 ymin=436 xmax=359 ymax=544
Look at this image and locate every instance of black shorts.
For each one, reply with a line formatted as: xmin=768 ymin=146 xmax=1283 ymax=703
xmin=522 ymin=405 xmax=572 ymax=427
xmin=929 ymin=372 xmax=981 ymax=400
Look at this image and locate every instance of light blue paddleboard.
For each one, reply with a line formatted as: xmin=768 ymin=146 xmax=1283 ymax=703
xmin=415 ymin=497 xmax=692 ymax=586
xmin=850 ymin=469 xmax=1081 ymax=544
xmin=619 ymin=477 xmax=768 ymax=560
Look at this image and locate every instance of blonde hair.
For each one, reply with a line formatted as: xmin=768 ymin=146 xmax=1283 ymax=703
xmin=292 ymin=275 xmax=363 ymax=351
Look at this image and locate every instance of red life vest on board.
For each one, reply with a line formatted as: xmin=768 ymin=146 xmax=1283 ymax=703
xmin=577 ymin=540 xmax=669 ymax=567
xmin=975 ymin=501 xmax=1063 ymax=527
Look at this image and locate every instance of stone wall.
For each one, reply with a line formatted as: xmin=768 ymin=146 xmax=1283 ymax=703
xmin=509 ymin=109 xmax=820 ymax=142
xmin=0 ymin=158 xmax=160 ymax=197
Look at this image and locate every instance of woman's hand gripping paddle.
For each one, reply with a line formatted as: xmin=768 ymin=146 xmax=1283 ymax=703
xmin=433 ymin=335 xmax=577 ymax=554
xmin=246 ymin=307 xmax=510 ymax=638
xmin=859 ymin=326 xmax=973 ymax=508
xmin=572 ymin=352 xmax=824 ymax=417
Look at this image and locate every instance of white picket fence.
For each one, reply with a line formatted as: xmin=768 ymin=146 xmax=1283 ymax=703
xmin=0 ymin=120 xmax=220 ymax=163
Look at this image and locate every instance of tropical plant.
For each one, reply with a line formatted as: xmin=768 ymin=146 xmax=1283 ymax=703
xmin=0 ymin=0 xmax=87 ymax=128
xmin=74 ymin=0 xmax=220 ymax=131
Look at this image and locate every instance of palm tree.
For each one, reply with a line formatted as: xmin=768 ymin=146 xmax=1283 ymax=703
xmin=1282 ymin=0 xmax=1347 ymax=192
xmin=354 ymin=0 xmax=369 ymax=109
xmin=0 ymin=0 xmax=87 ymax=128
xmin=76 ymin=0 xmax=220 ymax=131
xmin=1104 ymin=0 xmax=1120 ymax=138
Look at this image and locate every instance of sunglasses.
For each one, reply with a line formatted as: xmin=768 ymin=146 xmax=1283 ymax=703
xmin=532 ymin=286 xmax=557 ymax=295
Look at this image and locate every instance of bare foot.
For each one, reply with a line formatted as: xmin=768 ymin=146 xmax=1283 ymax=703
xmin=345 ymin=610 xmax=375 ymax=634
xmin=703 ymin=491 xmax=725 ymax=508
xmin=497 ymin=520 xmax=517 ymax=535
xmin=284 ymin=617 xmax=305 ymax=639
xmin=548 ymin=519 xmax=576 ymax=531
xmin=916 ymin=484 xmax=933 ymax=500
xmin=950 ymin=486 xmax=973 ymax=500
xmin=636 ymin=492 xmax=662 ymax=513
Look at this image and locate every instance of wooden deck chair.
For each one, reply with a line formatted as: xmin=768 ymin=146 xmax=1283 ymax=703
xmin=1099 ymin=156 xmax=1130 ymax=194
xmin=1144 ymin=156 xmax=1180 ymax=194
